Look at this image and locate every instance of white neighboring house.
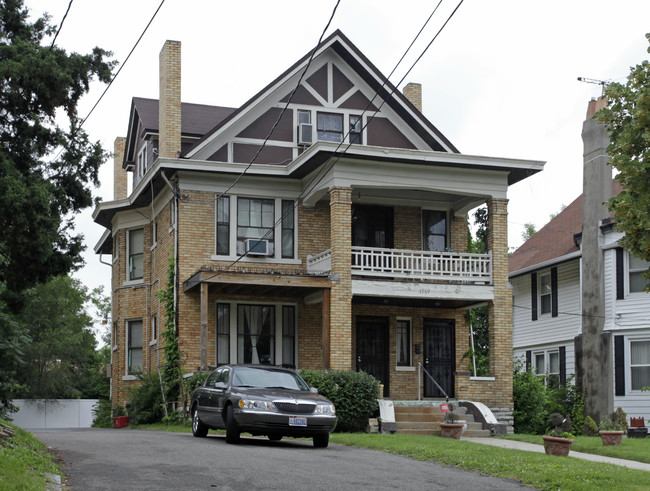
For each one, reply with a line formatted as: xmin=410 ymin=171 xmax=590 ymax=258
xmin=510 ymin=99 xmax=650 ymax=424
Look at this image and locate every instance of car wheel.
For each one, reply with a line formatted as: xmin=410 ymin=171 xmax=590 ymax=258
xmin=225 ymin=405 xmax=240 ymax=444
xmin=192 ymin=409 xmax=208 ymax=438
xmin=313 ymin=434 xmax=329 ymax=448
xmin=268 ymin=434 xmax=282 ymax=441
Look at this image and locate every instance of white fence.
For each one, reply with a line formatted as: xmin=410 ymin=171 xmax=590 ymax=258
xmin=10 ymin=399 xmax=99 ymax=429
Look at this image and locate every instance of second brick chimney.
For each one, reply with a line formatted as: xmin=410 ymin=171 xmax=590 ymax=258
xmin=403 ymin=82 xmax=422 ymax=112
xmin=113 ymin=136 xmax=127 ymax=200
xmin=159 ymin=40 xmax=182 ymax=159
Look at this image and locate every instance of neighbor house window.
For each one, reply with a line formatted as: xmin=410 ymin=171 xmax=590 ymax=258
xmin=128 ymin=228 xmax=144 ymax=281
xmin=237 ymin=305 xmax=275 ymax=364
xmin=396 ymin=319 xmax=412 ymax=366
xmin=127 ymin=320 xmax=143 ymax=374
xmin=629 ymin=254 xmax=650 ymax=293
xmin=237 ymin=198 xmax=274 ymax=255
xmin=216 ymin=196 xmax=230 ymax=256
xmin=281 ymin=200 xmax=294 ymax=258
xmin=350 ymin=115 xmax=362 ymax=144
xmin=540 ymin=273 xmax=552 ymax=314
xmin=630 ymin=340 xmax=650 ymax=391
xmin=534 ymin=350 xmax=560 ymax=386
xmin=534 ymin=353 xmax=545 ymax=377
xmin=317 ymin=113 xmax=343 ymax=142
xmin=282 ymin=306 xmax=296 ymax=367
xmin=216 ymin=303 xmax=230 ymax=365
xmin=422 ymin=210 xmax=447 ymax=251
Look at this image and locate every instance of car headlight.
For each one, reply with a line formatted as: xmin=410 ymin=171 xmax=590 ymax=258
xmin=315 ymin=404 xmax=336 ymax=415
xmin=239 ymin=399 xmax=275 ymax=411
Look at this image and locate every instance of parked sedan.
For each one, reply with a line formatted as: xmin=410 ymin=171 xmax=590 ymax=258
xmin=190 ymin=365 xmax=337 ymax=448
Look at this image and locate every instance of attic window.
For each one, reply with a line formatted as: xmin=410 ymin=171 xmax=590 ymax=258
xmin=317 ymin=113 xmax=343 ymax=142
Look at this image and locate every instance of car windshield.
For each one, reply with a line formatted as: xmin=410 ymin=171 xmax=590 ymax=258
xmin=232 ymin=367 xmax=309 ymax=391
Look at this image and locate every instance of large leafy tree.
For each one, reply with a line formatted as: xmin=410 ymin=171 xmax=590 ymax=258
xmin=597 ymin=33 xmax=650 ymax=282
xmin=0 ymin=0 xmax=115 ymax=307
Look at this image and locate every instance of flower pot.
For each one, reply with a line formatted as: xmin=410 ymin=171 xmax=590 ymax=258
xmin=599 ymin=430 xmax=624 ymax=446
xmin=542 ymin=435 xmax=574 ymax=456
xmin=440 ymin=423 xmax=464 ymax=439
xmin=112 ymin=416 xmax=129 ymax=428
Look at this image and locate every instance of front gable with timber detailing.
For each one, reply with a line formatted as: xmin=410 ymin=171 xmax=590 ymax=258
xmin=185 ymin=30 xmax=457 ymax=165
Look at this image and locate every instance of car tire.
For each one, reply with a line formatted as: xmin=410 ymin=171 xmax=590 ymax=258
xmin=225 ymin=405 xmax=240 ymax=444
xmin=192 ymin=409 xmax=208 ymax=438
xmin=313 ymin=434 xmax=329 ymax=448
xmin=267 ymin=434 xmax=282 ymax=441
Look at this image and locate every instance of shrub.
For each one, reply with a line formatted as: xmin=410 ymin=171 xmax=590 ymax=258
xmin=183 ymin=371 xmax=210 ymax=409
xmin=513 ymin=359 xmax=548 ymax=434
xmin=546 ymin=375 xmax=584 ymax=435
xmin=613 ymin=407 xmax=629 ymax=431
xmin=300 ymin=369 xmax=380 ymax=432
xmin=583 ymin=415 xmax=599 ymax=436
xmin=126 ymin=371 xmax=165 ymax=424
xmin=91 ymin=399 xmax=113 ymax=428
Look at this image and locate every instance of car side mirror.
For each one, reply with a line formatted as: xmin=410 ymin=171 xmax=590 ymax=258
xmin=309 ymin=387 xmax=319 ymax=394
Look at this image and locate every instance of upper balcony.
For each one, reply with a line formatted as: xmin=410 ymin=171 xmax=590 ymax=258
xmin=307 ymin=246 xmax=492 ymax=285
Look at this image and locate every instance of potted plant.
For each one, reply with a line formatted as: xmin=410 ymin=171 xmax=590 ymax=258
xmin=599 ymin=414 xmax=625 ymax=446
xmin=439 ymin=402 xmax=464 ymax=439
xmin=542 ymin=413 xmax=574 ymax=456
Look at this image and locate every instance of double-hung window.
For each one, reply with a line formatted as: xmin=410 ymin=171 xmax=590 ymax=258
xmin=237 ymin=198 xmax=274 ymax=255
xmin=216 ymin=196 xmax=230 ymax=256
xmin=350 ymin=115 xmax=362 ymax=144
xmin=396 ymin=319 xmax=412 ymax=367
xmin=281 ymin=200 xmax=294 ymax=258
xmin=629 ymin=254 xmax=650 ymax=293
xmin=127 ymin=320 xmax=143 ymax=374
xmin=137 ymin=147 xmax=147 ymax=178
xmin=128 ymin=228 xmax=144 ymax=281
xmin=534 ymin=350 xmax=560 ymax=386
xmin=540 ymin=273 xmax=552 ymax=314
xmin=237 ymin=305 xmax=275 ymax=364
xmin=630 ymin=340 xmax=650 ymax=391
xmin=216 ymin=303 xmax=230 ymax=365
xmin=422 ymin=210 xmax=447 ymax=252
xmin=317 ymin=113 xmax=343 ymax=142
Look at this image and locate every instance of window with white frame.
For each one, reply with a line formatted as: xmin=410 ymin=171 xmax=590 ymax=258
xmin=137 ymin=146 xmax=147 ymax=178
xmin=238 ymin=198 xmax=274 ymax=255
xmin=127 ymin=320 xmax=143 ymax=374
xmin=422 ymin=210 xmax=447 ymax=252
xmin=317 ymin=112 xmax=343 ymax=142
xmin=396 ymin=318 xmax=412 ymax=367
xmin=629 ymin=254 xmax=650 ymax=293
xmin=298 ymin=110 xmax=311 ymax=126
xmin=216 ymin=196 xmax=230 ymax=256
xmin=534 ymin=349 xmax=559 ymax=386
xmin=151 ymin=315 xmax=157 ymax=344
xmin=540 ymin=273 xmax=552 ymax=314
xmin=127 ymin=228 xmax=144 ymax=281
xmin=112 ymin=321 xmax=118 ymax=349
xmin=281 ymin=200 xmax=294 ymax=259
xmin=630 ymin=340 xmax=650 ymax=391
xmin=350 ymin=115 xmax=362 ymax=144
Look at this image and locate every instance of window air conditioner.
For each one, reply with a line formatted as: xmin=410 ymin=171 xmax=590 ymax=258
xmin=298 ymin=123 xmax=313 ymax=146
xmin=245 ymin=238 xmax=271 ymax=256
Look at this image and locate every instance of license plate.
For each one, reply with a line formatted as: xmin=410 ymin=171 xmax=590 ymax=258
xmin=289 ymin=416 xmax=307 ymax=427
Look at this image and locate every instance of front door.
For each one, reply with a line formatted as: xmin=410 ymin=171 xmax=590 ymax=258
xmin=356 ymin=316 xmax=390 ymax=397
xmin=423 ymin=319 xmax=455 ymax=398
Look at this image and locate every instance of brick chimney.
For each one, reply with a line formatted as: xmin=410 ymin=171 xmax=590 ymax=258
xmin=403 ymin=83 xmax=422 ymax=112
xmin=113 ymin=136 xmax=127 ymax=200
xmin=159 ymin=40 xmax=182 ymax=159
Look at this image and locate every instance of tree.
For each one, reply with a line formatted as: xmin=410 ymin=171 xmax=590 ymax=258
xmin=521 ymin=222 xmax=537 ymax=242
xmin=597 ymin=33 xmax=650 ymax=285
xmin=15 ymin=276 xmax=99 ymax=399
xmin=0 ymin=0 xmax=115 ymax=307
xmin=466 ymin=207 xmax=489 ymax=376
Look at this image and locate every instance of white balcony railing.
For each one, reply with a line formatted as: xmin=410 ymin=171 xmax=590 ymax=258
xmin=307 ymin=246 xmax=492 ymax=284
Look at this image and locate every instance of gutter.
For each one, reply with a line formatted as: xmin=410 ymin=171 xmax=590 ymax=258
xmin=509 ymin=250 xmax=582 ymax=278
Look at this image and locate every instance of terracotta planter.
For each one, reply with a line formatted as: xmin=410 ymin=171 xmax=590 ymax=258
xmin=542 ymin=435 xmax=574 ymax=456
xmin=440 ymin=423 xmax=464 ymax=439
xmin=599 ymin=430 xmax=624 ymax=446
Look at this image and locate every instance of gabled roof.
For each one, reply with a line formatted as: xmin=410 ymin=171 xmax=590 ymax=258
xmin=509 ymin=180 xmax=622 ymax=276
xmin=185 ymin=29 xmax=459 ymax=159
xmin=123 ymin=97 xmax=235 ymax=166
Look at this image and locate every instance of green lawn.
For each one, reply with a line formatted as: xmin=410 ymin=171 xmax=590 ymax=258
xmin=0 ymin=419 xmax=61 ymax=491
xmin=502 ymin=433 xmax=650 ymax=464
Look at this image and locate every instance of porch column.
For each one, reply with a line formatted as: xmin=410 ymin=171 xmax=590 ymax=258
xmin=200 ymin=282 xmax=208 ymax=371
xmin=487 ymin=198 xmax=513 ymax=406
xmin=329 ymin=187 xmax=352 ymax=370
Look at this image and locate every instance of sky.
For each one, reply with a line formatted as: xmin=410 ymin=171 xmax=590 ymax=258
xmin=22 ymin=0 xmax=650 ymax=305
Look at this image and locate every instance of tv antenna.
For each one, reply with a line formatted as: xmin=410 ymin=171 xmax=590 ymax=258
xmin=577 ymin=77 xmax=607 ymax=95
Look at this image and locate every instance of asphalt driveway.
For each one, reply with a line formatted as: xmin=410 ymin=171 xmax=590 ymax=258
xmin=34 ymin=429 xmax=526 ymax=490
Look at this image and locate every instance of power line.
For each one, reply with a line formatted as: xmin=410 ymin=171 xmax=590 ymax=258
xmin=49 ymin=0 xmax=74 ymax=49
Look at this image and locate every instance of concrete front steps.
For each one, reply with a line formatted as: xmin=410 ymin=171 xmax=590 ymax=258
xmin=393 ymin=401 xmax=492 ymax=438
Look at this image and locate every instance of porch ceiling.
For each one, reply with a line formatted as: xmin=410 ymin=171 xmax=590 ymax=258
xmin=352 ymin=296 xmax=480 ymax=310
xmin=183 ymin=268 xmax=331 ymax=298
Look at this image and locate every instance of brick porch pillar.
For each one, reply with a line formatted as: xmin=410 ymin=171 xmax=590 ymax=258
xmin=329 ymin=187 xmax=352 ymax=370
xmin=487 ymin=198 xmax=513 ymax=408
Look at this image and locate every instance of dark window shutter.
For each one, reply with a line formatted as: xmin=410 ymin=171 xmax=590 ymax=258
xmin=616 ymin=248 xmax=624 ymax=300
xmin=526 ymin=350 xmax=532 ymax=371
xmin=559 ymin=346 xmax=566 ymax=386
xmin=614 ymin=336 xmax=625 ymax=396
xmin=531 ymin=272 xmax=538 ymax=321
xmin=551 ymin=267 xmax=558 ymax=317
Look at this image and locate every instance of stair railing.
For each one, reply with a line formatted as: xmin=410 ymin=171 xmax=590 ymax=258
xmin=417 ymin=362 xmax=449 ymax=402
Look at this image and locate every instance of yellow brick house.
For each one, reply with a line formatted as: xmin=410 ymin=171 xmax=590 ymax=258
xmin=93 ymin=31 xmax=543 ymax=426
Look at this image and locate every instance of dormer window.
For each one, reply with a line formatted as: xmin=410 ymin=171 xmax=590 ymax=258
xmin=350 ymin=115 xmax=362 ymax=144
xmin=317 ymin=113 xmax=343 ymax=142
xmin=137 ymin=147 xmax=147 ymax=178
